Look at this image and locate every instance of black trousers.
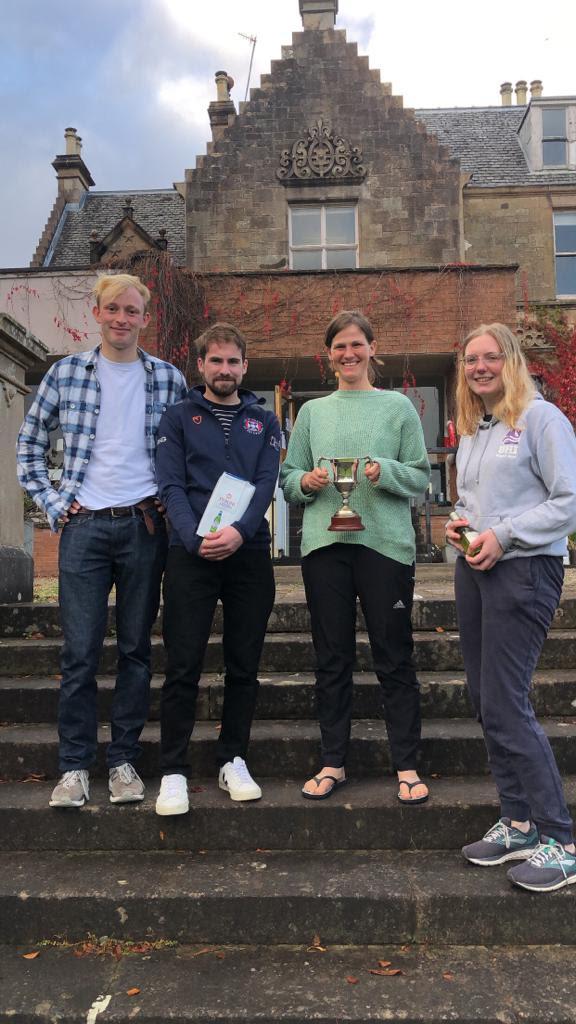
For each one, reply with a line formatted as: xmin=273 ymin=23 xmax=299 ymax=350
xmin=302 ymin=543 xmax=421 ymax=771
xmin=160 ymin=545 xmax=275 ymax=775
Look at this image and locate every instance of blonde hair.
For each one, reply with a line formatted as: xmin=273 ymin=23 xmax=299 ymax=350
xmin=456 ymin=323 xmax=536 ymax=435
xmin=93 ymin=273 xmax=151 ymax=310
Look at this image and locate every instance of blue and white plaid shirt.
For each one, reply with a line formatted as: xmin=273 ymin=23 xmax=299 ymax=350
xmin=17 ymin=346 xmax=188 ymax=531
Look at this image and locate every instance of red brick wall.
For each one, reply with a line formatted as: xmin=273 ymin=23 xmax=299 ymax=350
xmin=200 ymin=265 xmax=517 ymax=359
xmin=33 ymin=528 xmax=59 ymax=578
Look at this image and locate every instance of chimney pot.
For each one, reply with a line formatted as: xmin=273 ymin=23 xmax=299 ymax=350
xmin=122 ymin=198 xmax=134 ymax=219
xmin=500 ymin=82 xmax=513 ymax=106
xmin=215 ymin=70 xmax=231 ymax=102
xmin=530 ymin=79 xmax=543 ymax=99
xmin=299 ymin=0 xmax=338 ymax=30
xmin=515 ymin=80 xmax=528 ymax=105
xmin=64 ymin=127 xmax=80 ymax=155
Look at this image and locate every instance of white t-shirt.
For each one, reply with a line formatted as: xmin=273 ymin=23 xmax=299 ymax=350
xmin=76 ymin=354 xmax=156 ymax=508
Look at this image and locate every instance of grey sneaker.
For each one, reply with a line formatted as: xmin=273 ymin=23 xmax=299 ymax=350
xmin=462 ymin=818 xmax=539 ymax=866
xmin=109 ymin=763 xmax=145 ymax=804
xmin=507 ymin=837 xmax=576 ymax=892
xmin=49 ymin=770 xmax=90 ymax=808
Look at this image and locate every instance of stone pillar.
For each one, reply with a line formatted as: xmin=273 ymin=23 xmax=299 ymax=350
xmin=299 ymin=0 xmax=338 ymax=29
xmin=0 ymin=314 xmax=49 ymax=603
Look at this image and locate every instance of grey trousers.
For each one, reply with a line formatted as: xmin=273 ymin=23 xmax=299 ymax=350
xmin=455 ymin=554 xmax=573 ymax=845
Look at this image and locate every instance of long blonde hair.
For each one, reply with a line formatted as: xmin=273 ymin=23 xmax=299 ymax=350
xmin=456 ymin=323 xmax=536 ymax=436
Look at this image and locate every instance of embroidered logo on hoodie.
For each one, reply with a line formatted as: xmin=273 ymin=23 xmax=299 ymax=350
xmin=497 ymin=428 xmax=523 ymax=458
xmin=243 ymin=417 xmax=263 ymax=435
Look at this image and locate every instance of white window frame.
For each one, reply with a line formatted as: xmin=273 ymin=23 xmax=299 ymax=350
xmin=542 ymin=107 xmax=568 ymax=168
xmin=554 ymin=211 xmax=576 ymax=298
xmin=289 ymin=203 xmax=359 ymax=270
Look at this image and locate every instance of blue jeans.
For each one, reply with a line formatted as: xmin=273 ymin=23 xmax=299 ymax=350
xmin=455 ymin=554 xmax=573 ymax=846
xmin=58 ymin=509 xmax=167 ymax=772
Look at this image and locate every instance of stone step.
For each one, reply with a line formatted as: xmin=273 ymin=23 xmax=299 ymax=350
xmin=3 ymin=629 xmax=576 ymax=676
xmin=2 ymin=849 xmax=575 ymax=947
xmin=3 ymin=942 xmax=576 ymax=1023
xmin=2 ymin=778 xmax=576 ymax=853
xmin=2 ymin=670 xmax=576 ymax=724
xmin=2 ymin=719 xmax=576 ymax=781
xmin=2 ymin=597 xmax=576 ymax=638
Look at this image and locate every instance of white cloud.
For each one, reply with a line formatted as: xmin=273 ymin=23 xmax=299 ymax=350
xmin=158 ymin=76 xmax=212 ymax=129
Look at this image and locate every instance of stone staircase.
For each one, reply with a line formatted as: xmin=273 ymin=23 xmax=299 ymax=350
xmin=1 ymin=571 xmax=576 ymax=1022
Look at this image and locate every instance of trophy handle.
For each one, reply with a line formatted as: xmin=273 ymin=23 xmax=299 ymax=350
xmin=317 ymin=456 xmax=331 ymax=471
xmin=362 ymin=455 xmax=375 ymax=466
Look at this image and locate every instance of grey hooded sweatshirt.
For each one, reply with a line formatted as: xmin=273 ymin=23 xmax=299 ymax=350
xmin=455 ymin=394 xmax=576 ymax=559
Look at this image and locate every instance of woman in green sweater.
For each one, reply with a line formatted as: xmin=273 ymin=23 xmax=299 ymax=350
xmin=280 ymin=311 xmax=431 ymax=801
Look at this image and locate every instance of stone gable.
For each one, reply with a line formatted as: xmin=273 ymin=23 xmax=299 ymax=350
xmin=185 ymin=29 xmax=462 ymax=272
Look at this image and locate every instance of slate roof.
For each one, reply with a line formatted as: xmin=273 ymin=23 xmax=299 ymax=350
xmin=45 ymin=190 xmax=186 ymax=268
xmin=415 ymin=106 xmax=576 ymax=188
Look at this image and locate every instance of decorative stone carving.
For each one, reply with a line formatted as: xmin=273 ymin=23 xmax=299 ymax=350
xmin=277 ymin=119 xmax=366 ymax=183
xmin=516 ymin=322 xmax=553 ymax=351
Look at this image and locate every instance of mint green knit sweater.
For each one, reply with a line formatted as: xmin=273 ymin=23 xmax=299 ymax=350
xmin=279 ymin=390 xmax=430 ymax=564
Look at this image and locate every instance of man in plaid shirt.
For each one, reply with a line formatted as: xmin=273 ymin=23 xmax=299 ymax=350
xmin=17 ymin=272 xmax=187 ymax=808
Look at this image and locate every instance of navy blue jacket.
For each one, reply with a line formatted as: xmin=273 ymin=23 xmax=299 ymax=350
xmin=156 ymin=385 xmax=281 ymax=554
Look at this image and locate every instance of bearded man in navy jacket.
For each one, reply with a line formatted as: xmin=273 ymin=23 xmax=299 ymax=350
xmin=154 ymin=323 xmax=281 ymax=814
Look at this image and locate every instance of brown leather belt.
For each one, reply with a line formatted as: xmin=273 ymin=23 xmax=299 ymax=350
xmin=75 ymin=497 xmax=158 ymax=534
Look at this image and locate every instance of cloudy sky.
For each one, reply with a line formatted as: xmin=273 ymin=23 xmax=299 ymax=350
xmin=2 ymin=0 xmax=575 ymax=268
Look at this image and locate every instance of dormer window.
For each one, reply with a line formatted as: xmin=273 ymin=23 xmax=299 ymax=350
xmin=542 ymin=108 xmax=567 ymax=167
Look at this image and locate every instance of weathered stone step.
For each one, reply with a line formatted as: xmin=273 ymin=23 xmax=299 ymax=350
xmin=2 ymin=849 xmax=575 ymax=947
xmin=4 ymin=629 xmax=576 ymax=676
xmin=3 ymin=942 xmax=576 ymax=1023
xmin=2 ymin=777 xmax=576 ymax=853
xmin=2 ymin=719 xmax=575 ymax=780
xmin=2 ymin=670 xmax=576 ymax=724
xmin=2 ymin=597 xmax=576 ymax=637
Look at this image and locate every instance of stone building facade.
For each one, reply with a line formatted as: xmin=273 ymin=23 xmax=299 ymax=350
xmin=2 ymin=0 xmax=576 ymax=560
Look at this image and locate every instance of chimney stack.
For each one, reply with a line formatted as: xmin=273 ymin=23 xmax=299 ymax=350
xmin=530 ymin=79 xmax=543 ymax=99
xmin=500 ymin=82 xmax=513 ymax=106
xmin=299 ymin=0 xmax=338 ymax=29
xmin=52 ymin=127 xmax=94 ymax=201
xmin=515 ymin=80 xmax=528 ymax=105
xmin=208 ymin=71 xmax=236 ymax=143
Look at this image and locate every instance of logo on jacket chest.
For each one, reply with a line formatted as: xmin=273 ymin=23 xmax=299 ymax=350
xmin=496 ymin=428 xmax=523 ymax=458
xmin=192 ymin=415 xmax=202 ymax=425
xmin=243 ymin=416 xmax=263 ymax=435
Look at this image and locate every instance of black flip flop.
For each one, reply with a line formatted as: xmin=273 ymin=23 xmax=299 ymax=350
xmin=397 ymin=779 xmax=429 ymax=805
xmin=302 ymin=774 xmax=347 ymax=801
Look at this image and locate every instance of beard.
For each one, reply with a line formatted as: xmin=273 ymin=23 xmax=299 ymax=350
xmin=209 ymin=377 xmax=238 ymax=396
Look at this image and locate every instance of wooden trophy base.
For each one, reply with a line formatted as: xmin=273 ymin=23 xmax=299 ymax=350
xmin=328 ymin=512 xmax=365 ymax=532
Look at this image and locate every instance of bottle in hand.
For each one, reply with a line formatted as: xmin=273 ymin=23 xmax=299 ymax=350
xmin=448 ymin=511 xmax=482 ymax=554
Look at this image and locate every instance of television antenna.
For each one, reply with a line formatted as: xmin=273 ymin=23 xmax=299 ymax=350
xmin=239 ymin=32 xmax=257 ymax=102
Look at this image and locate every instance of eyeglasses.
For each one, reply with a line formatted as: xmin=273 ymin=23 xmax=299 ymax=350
xmin=462 ymin=353 xmax=505 ymax=367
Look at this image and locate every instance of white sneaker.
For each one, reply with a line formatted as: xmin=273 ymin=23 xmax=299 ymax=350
xmin=155 ymin=774 xmax=189 ymax=816
xmin=49 ymin=770 xmax=90 ymax=808
xmin=219 ymin=757 xmax=262 ymax=802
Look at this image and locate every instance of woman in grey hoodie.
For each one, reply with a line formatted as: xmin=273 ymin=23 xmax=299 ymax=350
xmin=446 ymin=323 xmax=576 ymax=893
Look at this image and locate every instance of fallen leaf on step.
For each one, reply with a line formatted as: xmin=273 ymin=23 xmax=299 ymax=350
xmin=307 ymin=933 xmax=327 ymax=952
xmin=442 ymin=972 xmax=455 ymax=981
xmin=377 ymin=960 xmax=392 ymax=968
xmin=435 ymin=627 xmax=445 ymax=633
xmin=20 ymin=773 xmax=46 ymax=783
xmin=22 ymin=951 xmax=40 ymax=959
xmin=346 ymin=976 xmax=359 ymax=985
xmin=369 ymin=968 xmax=403 ymax=976
xmin=126 ymin=988 xmax=140 ymax=996
xmin=159 ymin=831 xmax=165 ymax=841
